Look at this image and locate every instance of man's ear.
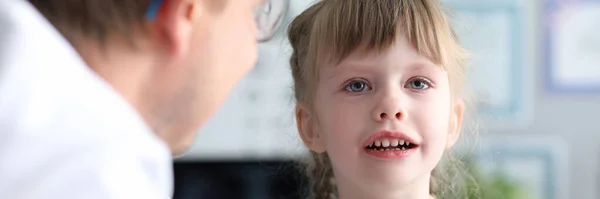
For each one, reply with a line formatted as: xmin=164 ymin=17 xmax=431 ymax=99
xmin=151 ymin=0 xmax=204 ymax=57
xmin=446 ymin=99 xmax=465 ymax=148
xmin=296 ymin=103 xmax=325 ymax=153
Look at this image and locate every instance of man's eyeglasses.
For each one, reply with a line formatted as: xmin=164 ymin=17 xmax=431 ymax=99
xmin=145 ymin=0 xmax=289 ymax=42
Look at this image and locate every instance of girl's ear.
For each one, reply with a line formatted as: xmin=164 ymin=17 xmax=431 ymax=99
xmin=446 ymin=99 xmax=464 ymax=148
xmin=296 ymin=103 xmax=326 ymax=153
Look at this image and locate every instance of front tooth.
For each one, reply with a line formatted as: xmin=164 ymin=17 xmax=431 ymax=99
xmin=401 ymin=147 xmax=406 ymax=150
xmin=382 ymin=139 xmax=390 ymax=147
xmin=391 ymin=139 xmax=399 ymax=147
xmin=375 ymin=140 xmax=381 ymax=147
xmin=399 ymin=140 xmax=405 ymax=145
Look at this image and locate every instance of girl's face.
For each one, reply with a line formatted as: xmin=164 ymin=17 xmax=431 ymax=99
xmin=297 ymin=34 xmax=464 ymax=198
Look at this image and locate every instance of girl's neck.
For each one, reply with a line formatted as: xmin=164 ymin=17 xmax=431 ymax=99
xmin=336 ymin=174 xmax=432 ymax=199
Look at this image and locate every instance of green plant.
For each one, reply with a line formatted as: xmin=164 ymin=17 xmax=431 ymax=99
xmin=462 ymin=156 xmax=533 ymax=199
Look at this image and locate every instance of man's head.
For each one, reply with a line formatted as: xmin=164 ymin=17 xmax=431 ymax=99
xmin=30 ymin=0 xmax=264 ymax=155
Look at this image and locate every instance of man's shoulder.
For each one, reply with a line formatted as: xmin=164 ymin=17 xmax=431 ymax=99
xmin=0 ymin=70 xmax=174 ymax=198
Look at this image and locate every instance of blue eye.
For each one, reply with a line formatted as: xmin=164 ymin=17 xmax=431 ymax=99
xmin=345 ymin=80 xmax=371 ymax=93
xmin=407 ymin=78 xmax=431 ymax=90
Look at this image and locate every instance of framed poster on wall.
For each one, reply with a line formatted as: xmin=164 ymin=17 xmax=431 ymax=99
xmin=443 ymin=0 xmax=535 ymax=128
xmin=543 ymin=0 xmax=600 ymax=93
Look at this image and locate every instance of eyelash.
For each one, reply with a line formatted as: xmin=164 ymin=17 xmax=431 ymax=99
xmin=405 ymin=77 xmax=434 ymax=91
xmin=343 ymin=78 xmax=372 ymax=93
xmin=342 ymin=77 xmax=435 ymax=93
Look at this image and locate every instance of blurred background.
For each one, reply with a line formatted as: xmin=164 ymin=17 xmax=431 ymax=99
xmin=173 ymin=0 xmax=600 ymax=198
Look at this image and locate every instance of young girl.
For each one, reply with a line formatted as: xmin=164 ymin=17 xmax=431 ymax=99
xmin=287 ymin=0 xmax=473 ymax=198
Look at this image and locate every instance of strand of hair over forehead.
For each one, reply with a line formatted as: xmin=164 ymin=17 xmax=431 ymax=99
xmin=304 ymin=0 xmax=467 ymax=73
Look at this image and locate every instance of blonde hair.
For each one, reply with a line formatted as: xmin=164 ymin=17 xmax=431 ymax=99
xmin=287 ymin=0 xmax=474 ymax=198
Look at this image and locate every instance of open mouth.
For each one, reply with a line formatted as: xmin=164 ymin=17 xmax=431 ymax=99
xmin=365 ymin=139 xmax=417 ymax=151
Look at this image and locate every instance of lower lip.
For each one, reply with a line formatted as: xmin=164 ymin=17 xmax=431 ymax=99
xmin=365 ymin=147 xmax=417 ymax=158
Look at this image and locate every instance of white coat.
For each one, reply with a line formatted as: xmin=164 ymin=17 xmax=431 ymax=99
xmin=0 ymin=1 xmax=173 ymax=198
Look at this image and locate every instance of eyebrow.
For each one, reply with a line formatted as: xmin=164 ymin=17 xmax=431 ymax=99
xmin=410 ymin=61 xmax=445 ymax=72
xmin=324 ymin=61 xmax=376 ymax=80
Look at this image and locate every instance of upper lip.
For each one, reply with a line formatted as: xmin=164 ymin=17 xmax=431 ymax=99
xmin=363 ymin=130 xmax=419 ymax=147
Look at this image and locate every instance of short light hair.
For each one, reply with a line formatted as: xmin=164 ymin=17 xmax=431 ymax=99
xmin=29 ymin=0 xmax=229 ymax=45
xmin=29 ymin=0 xmax=152 ymax=44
